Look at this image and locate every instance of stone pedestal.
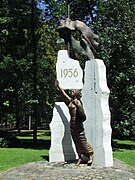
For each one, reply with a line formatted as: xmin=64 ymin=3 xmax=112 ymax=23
xmin=49 ymin=102 xmax=78 ymax=162
xmin=82 ymin=59 xmax=113 ymax=167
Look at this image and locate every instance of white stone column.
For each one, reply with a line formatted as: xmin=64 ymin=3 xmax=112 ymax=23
xmin=49 ymin=102 xmax=78 ymax=162
xmin=82 ymin=59 xmax=113 ymax=167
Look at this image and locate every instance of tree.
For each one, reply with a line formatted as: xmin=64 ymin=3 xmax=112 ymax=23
xmin=0 ymin=0 xmax=42 ymax=134
xmin=0 ymin=0 xmax=60 ymax=139
xmin=0 ymin=0 xmax=33 ymax=130
xmin=94 ymin=0 xmax=135 ymax=138
xmin=41 ymin=0 xmax=97 ymax=24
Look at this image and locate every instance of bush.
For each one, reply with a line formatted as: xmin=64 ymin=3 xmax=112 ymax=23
xmin=0 ymin=130 xmax=17 ymax=148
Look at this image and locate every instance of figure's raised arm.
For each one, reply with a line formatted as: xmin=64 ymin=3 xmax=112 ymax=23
xmin=55 ymin=80 xmax=71 ymax=105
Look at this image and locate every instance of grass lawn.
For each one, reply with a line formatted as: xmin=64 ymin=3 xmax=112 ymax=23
xmin=0 ymin=130 xmax=135 ymax=173
xmin=113 ymin=139 xmax=135 ymax=167
xmin=0 ymin=130 xmax=50 ymax=173
xmin=0 ymin=148 xmax=48 ymax=172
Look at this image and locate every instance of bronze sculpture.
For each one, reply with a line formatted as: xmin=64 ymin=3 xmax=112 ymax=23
xmin=55 ymin=80 xmax=93 ymax=165
xmin=57 ymin=18 xmax=99 ymax=59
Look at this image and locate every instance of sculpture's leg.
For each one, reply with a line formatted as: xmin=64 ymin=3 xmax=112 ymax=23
xmin=87 ymin=152 xmax=93 ymax=166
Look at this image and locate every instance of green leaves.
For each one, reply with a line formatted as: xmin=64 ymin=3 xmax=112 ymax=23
xmin=95 ymin=0 xmax=135 ymax=139
xmin=3 ymin=101 xmax=9 ymax=106
xmin=26 ymin=99 xmax=39 ymax=105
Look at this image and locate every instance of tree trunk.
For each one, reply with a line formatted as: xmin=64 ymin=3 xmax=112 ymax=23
xmin=15 ymin=87 xmax=20 ymax=134
xmin=31 ymin=0 xmax=38 ymax=143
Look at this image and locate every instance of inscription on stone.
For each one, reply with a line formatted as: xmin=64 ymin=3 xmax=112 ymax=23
xmin=56 ymin=50 xmax=83 ymax=89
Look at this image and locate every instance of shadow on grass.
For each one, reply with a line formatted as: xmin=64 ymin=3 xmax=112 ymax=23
xmin=15 ymin=131 xmax=51 ymax=137
xmin=41 ymin=155 xmax=49 ymax=161
xmin=112 ymin=140 xmax=135 ymax=151
xmin=12 ymin=139 xmax=51 ymax=150
xmin=0 ymin=129 xmax=51 ymax=150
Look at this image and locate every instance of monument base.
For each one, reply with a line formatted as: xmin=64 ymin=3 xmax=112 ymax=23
xmin=94 ymin=146 xmax=113 ymax=167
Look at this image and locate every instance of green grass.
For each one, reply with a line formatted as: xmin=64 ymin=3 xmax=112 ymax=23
xmin=113 ymin=139 xmax=135 ymax=167
xmin=0 ymin=148 xmax=48 ymax=172
xmin=0 ymin=130 xmax=50 ymax=173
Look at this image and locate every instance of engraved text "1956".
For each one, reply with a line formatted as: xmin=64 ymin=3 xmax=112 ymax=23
xmin=61 ymin=69 xmax=78 ymax=78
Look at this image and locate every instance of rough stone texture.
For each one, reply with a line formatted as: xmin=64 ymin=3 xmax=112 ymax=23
xmin=82 ymin=59 xmax=113 ymax=167
xmin=56 ymin=50 xmax=83 ymax=89
xmin=0 ymin=159 xmax=135 ymax=180
xmin=49 ymin=102 xmax=78 ymax=162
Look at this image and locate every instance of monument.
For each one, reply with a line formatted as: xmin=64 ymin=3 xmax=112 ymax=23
xmin=49 ymin=15 xmax=113 ymax=167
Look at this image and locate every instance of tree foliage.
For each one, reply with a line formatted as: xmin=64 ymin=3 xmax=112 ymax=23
xmin=0 ymin=0 xmax=33 ymax=129
xmin=0 ymin=0 xmax=134 ymax=139
xmin=94 ymin=0 xmax=135 ymax=138
xmin=0 ymin=0 xmax=59 ymax=133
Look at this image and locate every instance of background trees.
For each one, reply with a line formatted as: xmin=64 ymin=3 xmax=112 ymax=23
xmin=0 ymin=0 xmax=59 ymax=135
xmin=0 ymin=0 xmax=33 ymax=130
xmin=95 ymin=0 xmax=135 ymax=138
xmin=0 ymin=0 xmax=134 ymax=139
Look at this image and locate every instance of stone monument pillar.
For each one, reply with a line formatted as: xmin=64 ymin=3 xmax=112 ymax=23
xmin=82 ymin=59 xmax=113 ymax=167
xmin=49 ymin=50 xmax=83 ymax=162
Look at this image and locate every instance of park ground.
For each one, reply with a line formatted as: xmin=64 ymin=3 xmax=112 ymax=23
xmin=0 ymin=130 xmax=135 ymax=173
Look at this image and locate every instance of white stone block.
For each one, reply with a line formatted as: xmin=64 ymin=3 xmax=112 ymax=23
xmin=82 ymin=59 xmax=113 ymax=167
xmin=56 ymin=50 xmax=83 ymax=89
xmin=49 ymin=102 xmax=78 ymax=162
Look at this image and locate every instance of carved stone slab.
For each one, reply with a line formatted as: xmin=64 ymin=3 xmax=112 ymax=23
xmin=82 ymin=59 xmax=113 ymax=167
xmin=56 ymin=50 xmax=83 ymax=89
xmin=49 ymin=102 xmax=78 ymax=162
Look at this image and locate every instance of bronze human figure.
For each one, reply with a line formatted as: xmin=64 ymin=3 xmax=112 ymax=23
xmin=55 ymin=80 xmax=93 ymax=165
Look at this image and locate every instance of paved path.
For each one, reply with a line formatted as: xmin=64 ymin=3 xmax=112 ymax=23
xmin=0 ymin=159 xmax=135 ymax=180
